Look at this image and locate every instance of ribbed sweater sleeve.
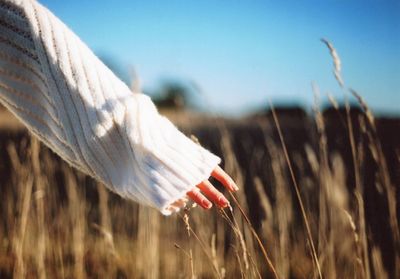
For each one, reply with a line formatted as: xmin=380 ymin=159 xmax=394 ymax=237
xmin=0 ymin=0 xmax=221 ymax=215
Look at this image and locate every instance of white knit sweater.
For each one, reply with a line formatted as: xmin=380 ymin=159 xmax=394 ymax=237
xmin=0 ymin=0 xmax=221 ymax=215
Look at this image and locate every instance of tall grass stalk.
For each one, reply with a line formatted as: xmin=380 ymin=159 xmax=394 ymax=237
xmin=269 ymin=101 xmax=322 ymax=279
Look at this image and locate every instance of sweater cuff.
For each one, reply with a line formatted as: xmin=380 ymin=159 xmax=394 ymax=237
xmin=123 ymin=94 xmax=221 ymax=215
xmin=156 ymin=130 xmax=221 ymax=215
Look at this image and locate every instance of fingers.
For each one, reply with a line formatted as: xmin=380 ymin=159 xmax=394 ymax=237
xmin=187 ymin=166 xmax=238 ymax=211
xmin=197 ymin=180 xmax=229 ymax=208
xmin=187 ymin=180 xmax=229 ymax=209
xmin=211 ymin=166 xmax=239 ymax=192
xmin=187 ymin=188 xmax=212 ymax=209
xmin=170 ymin=197 xmax=188 ymax=208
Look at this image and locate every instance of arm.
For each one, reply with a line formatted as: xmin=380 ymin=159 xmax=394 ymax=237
xmin=0 ymin=0 xmax=237 ymax=214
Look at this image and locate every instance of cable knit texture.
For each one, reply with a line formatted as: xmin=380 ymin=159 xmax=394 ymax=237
xmin=0 ymin=0 xmax=221 ymax=214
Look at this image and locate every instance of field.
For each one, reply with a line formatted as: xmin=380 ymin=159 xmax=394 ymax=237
xmin=0 ymin=98 xmax=399 ymax=278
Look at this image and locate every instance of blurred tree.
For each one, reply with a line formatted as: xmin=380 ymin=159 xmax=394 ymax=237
xmin=153 ymin=82 xmax=187 ymax=110
xmin=149 ymin=79 xmax=201 ymax=111
xmin=97 ymin=52 xmax=201 ymax=111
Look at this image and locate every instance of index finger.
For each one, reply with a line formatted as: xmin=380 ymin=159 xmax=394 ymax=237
xmin=211 ymin=166 xmax=239 ymax=192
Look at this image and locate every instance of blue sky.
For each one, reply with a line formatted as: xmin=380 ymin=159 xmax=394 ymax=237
xmin=40 ymin=0 xmax=400 ymax=115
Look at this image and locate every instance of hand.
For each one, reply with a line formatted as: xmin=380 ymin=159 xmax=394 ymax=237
xmin=187 ymin=166 xmax=239 ymax=209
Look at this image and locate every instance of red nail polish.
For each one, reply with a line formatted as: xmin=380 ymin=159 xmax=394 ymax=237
xmin=219 ymin=197 xmax=228 ymax=207
xmin=230 ymin=182 xmax=239 ymax=191
xmin=202 ymin=200 xmax=212 ymax=209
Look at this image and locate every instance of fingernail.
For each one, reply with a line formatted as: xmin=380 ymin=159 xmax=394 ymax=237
xmin=231 ymin=181 xmax=239 ymax=191
xmin=218 ymin=196 xmax=229 ymax=207
xmin=202 ymin=199 xmax=212 ymax=209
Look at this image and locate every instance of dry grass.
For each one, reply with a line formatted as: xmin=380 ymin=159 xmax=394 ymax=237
xmin=0 ymin=41 xmax=398 ymax=278
xmin=0 ymin=100 xmax=398 ymax=278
